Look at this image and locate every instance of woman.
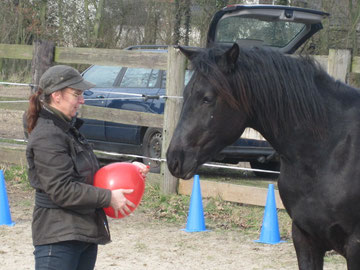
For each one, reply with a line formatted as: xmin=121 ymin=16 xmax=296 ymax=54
xmin=26 ymin=65 xmax=149 ymax=270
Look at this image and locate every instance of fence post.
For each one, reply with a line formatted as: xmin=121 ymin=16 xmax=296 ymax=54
xmin=327 ymin=49 xmax=352 ymax=83
xmin=31 ymin=40 xmax=55 ymax=93
xmin=161 ymin=46 xmax=186 ymax=194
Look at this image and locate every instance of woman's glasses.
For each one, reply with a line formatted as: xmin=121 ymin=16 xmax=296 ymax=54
xmin=65 ymin=89 xmax=84 ymax=99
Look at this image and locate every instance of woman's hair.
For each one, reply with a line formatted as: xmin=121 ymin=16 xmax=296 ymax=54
xmin=26 ymin=89 xmax=52 ymax=133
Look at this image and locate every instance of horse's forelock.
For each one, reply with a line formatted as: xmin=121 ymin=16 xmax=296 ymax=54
xmin=192 ymin=48 xmax=243 ymax=111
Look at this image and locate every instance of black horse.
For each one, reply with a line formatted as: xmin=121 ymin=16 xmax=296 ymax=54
xmin=166 ymin=43 xmax=360 ymax=269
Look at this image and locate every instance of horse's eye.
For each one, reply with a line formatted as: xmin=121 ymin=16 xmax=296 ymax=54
xmin=203 ymin=96 xmax=213 ymax=104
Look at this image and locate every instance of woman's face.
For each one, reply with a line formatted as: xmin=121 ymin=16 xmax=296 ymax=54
xmin=50 ymin=87 xmax=85 ymax=118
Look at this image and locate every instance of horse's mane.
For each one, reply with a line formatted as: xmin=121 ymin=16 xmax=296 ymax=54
xmin=191 ymin=45 xmax=332 ymax=136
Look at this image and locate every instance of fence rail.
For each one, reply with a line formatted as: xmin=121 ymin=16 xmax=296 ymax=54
xmin=0 ymin=43 xmax=168 ymax=69
xmin=2 ymin=43 xmax=360 ymax=80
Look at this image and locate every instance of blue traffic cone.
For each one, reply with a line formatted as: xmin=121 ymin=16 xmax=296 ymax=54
xmin=255 ymin=184 xmax=283 ymax=244
xmin=183 ymin=174 xmax=208 ymax=232
xmin=0 ymin=170 xmax=15 ymax=226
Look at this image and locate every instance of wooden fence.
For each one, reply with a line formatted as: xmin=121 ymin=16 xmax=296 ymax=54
xmin=1 ymin=43 xmax=360 ymax=209
xmin=0 ymin=42 xmax=183 ymax=196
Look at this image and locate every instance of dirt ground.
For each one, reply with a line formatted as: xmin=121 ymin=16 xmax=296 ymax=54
xmin=0 ymin=184 xmax=347 ymax=270
xmin=0 ymin=105 xmax=348 ymax=269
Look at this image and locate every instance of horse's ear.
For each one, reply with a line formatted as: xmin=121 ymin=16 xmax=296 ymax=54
xmin=177 ymin=46 xmax=199 ymax=60
xmin=218 ymin=43 xmax=239 ymax=73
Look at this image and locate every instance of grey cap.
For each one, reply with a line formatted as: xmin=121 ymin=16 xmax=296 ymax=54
xmin=39 ymin=65 xmax=95 ymax=95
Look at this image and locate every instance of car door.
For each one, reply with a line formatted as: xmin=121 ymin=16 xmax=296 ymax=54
xmin=104 ymin=67 xmax=163 ymax=145
xmin=80 ymin=65 xmax=123 ymax=141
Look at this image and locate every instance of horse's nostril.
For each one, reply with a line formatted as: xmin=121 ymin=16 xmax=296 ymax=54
xmin=166 ymin=150 xmax=181 ymax=176
xmin=169 ymin=158 xmax=179 ymax=175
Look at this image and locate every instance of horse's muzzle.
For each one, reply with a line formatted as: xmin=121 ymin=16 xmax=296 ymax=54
xmin=166 ymin=148 xmax=198 ymax=179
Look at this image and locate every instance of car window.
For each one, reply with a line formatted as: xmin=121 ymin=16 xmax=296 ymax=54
xmin=215 ymin=17 xmax=305 ymax=48
xmin=148 ymin=69 xmax=159 ymax=87
xmin=161 ymin=70 xmax=193 ymax=89
xmin=82 ymin=65 xmax=122 ymax=87
xmin=120 ymin=68 xmax=159 ymax=88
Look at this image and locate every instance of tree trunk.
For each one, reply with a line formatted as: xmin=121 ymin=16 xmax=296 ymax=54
xmin=58 ymin=0 xmax=64 ymax=44
xmin=184 ymin=0 xmax=191 ymax=46
xmin=144 ymin=1 xmax=159 ymax=44
xmin=347 ymin=0 xmax=360 ymax=54
xmin=93 ymin=0 xmax=105 ymax=47
xmin=31 ymin=40 xmax=55 ymax=93
xmin=172 ymin=0 xmax=182 ymax=45
xmin=40 ymin=0 xmax=47 ymax=32
xmin=16 ymin=0 xmax=23 ymax=45
xmin=84 ymin=0 xmax=91 ymax=44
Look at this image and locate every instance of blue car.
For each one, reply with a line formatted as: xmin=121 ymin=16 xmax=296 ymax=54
xmin=80 ymin=60 xmax=275 ymax=175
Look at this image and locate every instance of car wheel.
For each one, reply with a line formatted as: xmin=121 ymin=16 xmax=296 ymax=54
xmin=250 ymin=161 xmax=280 ymax=178
xmin=142 ymin=128 xmax=162 ymax=173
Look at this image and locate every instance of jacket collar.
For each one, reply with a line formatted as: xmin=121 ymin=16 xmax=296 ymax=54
xmin=40 ymin=107 xmax=84 ymax=132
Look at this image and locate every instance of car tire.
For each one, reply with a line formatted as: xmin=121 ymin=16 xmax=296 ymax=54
xmin=142 ymin=128 xmax=163 ymax=173
xmin=250 ymin=161 xmax=280 ymax=178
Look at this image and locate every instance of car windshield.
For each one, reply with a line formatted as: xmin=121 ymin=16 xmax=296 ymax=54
xmin=120 ymin=68 xmax=159 ymax=88
xmin=161 ymin=70 xmax=193 ymax=89
xmin=215 ymin=16 xmax=306 ymax=48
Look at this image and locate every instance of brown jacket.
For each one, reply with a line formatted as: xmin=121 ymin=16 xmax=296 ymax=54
xmin=26 ymin=108 xmax=111 ymax=246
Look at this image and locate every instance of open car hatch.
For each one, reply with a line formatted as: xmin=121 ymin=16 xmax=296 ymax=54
xmin=207 ymin=5 xmax=330 ymax=53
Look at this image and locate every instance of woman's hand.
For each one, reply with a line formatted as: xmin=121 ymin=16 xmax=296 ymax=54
xmin=110 ymin=189 xmax=135 ymax=218
xmin=108 ymin=162 xmax=149 ymax=218
xmin=132 ymin=161 xmax=150 ymax=178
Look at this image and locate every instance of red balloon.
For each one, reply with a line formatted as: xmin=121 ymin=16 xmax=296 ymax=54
xmin=93 ymin=162 xmax=145 ymax=219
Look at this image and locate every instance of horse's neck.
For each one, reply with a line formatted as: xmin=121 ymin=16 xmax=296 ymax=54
xmin=254 ymin=83 xmax=360 ymax=165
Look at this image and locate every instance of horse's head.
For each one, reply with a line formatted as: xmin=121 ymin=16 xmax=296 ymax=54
xmin=166 ymin=44 xmax=248 ymax=179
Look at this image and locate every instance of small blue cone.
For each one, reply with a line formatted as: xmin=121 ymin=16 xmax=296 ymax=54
xmin=0 ymin=170 xmax=15 ymax=226
xmin=255 ymin=184 xmax=284 ymax=244
xmin=182 ymin=174 xmax=208 ymax=232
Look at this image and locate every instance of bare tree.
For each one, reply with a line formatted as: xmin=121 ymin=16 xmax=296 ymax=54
xmin=346 ymin=0 xmax=360 ymax=54
xmin=172 ymin=0 xmax=182 ymax=44
xmin=143 ymin=0 xmax=160 ymax=44
xmin=93 ymin=0 xmax=105 ymax=47
xmin=183 ymin=0 xmax=191 ymax=45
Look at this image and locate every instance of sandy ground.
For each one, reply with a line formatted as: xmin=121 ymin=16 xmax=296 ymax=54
xmin=0 ymin=104 xmax=348 ymax=269
xmin=0 ymin=188 xmax=348 ymax=270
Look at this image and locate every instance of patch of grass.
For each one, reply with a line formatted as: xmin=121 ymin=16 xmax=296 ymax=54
xmin=0 ymin=97 xmax=28 ymax=110
xmin=0 ymin=163 xmax=30 ymax=190
xmin=0 ymin=138 xmax=27 ymax=145
xmin=6 ymin=72 xmax=32 ymax=84
xmin=0 ymin=97 xmax=20 ymax=101
xmin=139 ymin=183 xmax=190 ymax=224
xmin=204 ymin=197 xmax=291 ymax=238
